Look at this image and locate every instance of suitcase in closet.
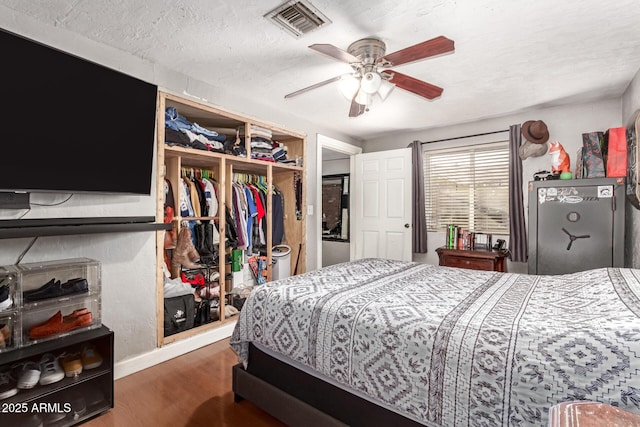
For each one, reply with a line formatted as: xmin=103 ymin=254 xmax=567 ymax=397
xmin=527 ymin=177 xmax=625 ymax=274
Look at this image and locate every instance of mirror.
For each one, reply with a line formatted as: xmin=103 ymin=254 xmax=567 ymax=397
xmin=322 ymin=174 xmax=349 ymax=242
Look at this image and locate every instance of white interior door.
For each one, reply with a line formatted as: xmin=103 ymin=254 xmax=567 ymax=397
xmin=353 ymin=148 xmax=412 ymax=261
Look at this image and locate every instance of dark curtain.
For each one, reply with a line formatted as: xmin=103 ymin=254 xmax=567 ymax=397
xmin=508 ymin=124 xmax=528 ymax=262
xmin=410 ymin=140 xmax=428 ymax=253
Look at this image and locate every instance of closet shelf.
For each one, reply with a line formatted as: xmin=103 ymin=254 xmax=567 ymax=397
xmin=164 ymin=145 xmax=303 ymax=174
xmin=0 ymin=216 xmax=170 ymax=239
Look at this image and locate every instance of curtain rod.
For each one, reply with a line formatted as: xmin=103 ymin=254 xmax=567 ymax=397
xmin=418 ymin=129 xmax=509 ymax=145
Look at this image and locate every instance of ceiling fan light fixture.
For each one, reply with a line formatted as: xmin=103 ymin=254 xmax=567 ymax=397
xmin=377 ymin=79 xmax=396 ymax=102
xmin=338 ymin=74 xmax=360 ymax=100
xmin=285 ymin=35 xmax=455 ymax=116
xmin=360 ymin=71 xmax=382 ymax=94
xmin=355 ymin=89 xmax=371 ymax=106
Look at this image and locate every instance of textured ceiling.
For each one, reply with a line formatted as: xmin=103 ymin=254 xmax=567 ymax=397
xmin=3 ymin=0 xmax=640 ymax=140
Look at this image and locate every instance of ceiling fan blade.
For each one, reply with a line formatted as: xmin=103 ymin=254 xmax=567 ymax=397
xmin=284 ymin=75 xmax=344 ymax=99
xmin=378 ymin=36 xmax=454 ymax=67
xmin=309 ymin=44 xmax=359 ymax=64
xmin=348 ymin=97 xmax=366 ymax=117
xmin=388 ymin=71 xmax=443 ymax=99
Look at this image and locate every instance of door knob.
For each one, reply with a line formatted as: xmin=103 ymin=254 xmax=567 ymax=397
xmin=404 ymin=223 xmax=410 ymax=228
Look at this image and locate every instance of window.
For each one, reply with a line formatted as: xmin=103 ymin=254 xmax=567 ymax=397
xmin=423 ymin=141 xmax=510 ymax=234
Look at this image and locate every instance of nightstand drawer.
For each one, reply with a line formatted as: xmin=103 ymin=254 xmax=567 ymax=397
xmin=436 ymin=247 xmax=508 ymax=272
xmin=442 ymin=256 xmax=494 ymax=271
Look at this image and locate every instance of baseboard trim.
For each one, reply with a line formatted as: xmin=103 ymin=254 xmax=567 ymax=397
xmin=114 ymin=321 xmax=236 ymax=380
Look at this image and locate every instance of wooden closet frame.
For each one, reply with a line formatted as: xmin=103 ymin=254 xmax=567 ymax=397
xmin=154 ymin=91 xmax=306 ymax=346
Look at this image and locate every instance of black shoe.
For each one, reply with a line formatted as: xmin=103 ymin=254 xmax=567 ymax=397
xmin=23 ymin=278 xmax=56 ymax=297
xmin=24 ymin=278 xmax=88 ymax=302
xmin=0 ymin=285 xmax=12 ymax=312
xmin=0 ymin=284 xmax=9 ymax=303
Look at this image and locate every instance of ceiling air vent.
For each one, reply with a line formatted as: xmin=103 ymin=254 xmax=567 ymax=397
xmin=265 ymin=0 xmax=331 ymax=38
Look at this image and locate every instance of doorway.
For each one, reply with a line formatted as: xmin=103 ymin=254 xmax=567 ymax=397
xmin=316 ymin=134 xmax=362 ymax=268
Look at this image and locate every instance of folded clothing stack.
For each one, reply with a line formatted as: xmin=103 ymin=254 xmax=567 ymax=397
xmin=164 ymin=107 xmax=227 ymax=152
xmin=246 ymin=124 xmax=272 ymax=140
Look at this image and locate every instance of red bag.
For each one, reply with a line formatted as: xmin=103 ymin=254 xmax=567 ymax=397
xmin=606 ymin=126 xmax=627 ymax=177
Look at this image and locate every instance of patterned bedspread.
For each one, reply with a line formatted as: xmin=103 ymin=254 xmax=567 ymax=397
xmin=230 ymin=258 xmax=640 ymax=426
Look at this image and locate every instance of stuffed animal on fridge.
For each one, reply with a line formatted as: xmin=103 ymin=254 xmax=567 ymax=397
xmin=548 ymin=141 xmax=570 ymax=173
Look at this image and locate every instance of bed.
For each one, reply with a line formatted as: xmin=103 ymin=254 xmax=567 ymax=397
xmin=230 ymin=258 xmax=640 ymax=426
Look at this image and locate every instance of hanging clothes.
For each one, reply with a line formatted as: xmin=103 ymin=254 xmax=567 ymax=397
xmin=187 ymin=178 xmax=201 ymax=218
xmin=179 ymin=178 xmax=195 ymax=218
xmin=202 ymin=178 xmax=218 ymax=217
xmin=294 ymin=172 xmax=302 ymax=221
xmin=231 ymin=183 xmax=248 ymax=249
xmin=247 ymin=183 xmax=266 ymax=248
xmin=201 ymin=177 xmax=220 ymax=244
xmin=272 ymin=187 xmax=285 ymax=245
xmin=244 ymin=186 xmax=258 ymax=253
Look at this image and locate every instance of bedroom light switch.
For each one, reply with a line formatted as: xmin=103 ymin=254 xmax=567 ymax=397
xmin=307 ymin=205 xmax=314 ymax=215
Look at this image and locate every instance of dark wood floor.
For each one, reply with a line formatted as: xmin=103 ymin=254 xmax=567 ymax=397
xmin=84 ymin=338 xmax=285 ymax=427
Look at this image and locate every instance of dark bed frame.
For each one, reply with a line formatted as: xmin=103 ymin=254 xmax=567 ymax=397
xmin=232 ymin=343 xmax=424 ymax=427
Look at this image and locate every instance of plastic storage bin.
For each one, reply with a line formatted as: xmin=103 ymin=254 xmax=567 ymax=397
xmin=0 ymin=271 xmax=18 ymax=352
xmin=272 ymin=245 xmax=291 ymax=280
xmin=0 ymin=313 xmax=16 ymax=351
xmin=0 ymin=258 xmax=102 ymax=349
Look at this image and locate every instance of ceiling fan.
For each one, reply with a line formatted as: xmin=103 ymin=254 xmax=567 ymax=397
xmin=284 ymin=35 xmax=455 ymax=117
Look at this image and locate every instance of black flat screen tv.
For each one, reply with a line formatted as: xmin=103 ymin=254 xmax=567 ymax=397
xmin=0 ymin=28 xmax=158 ymax=196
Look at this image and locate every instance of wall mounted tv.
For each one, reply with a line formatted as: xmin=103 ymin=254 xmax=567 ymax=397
xmin=0 ymin=28 xmax=158 ymax=196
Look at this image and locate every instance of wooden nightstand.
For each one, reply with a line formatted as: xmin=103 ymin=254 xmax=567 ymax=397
xmin=436 ymin=247 xmax=508 ymax=272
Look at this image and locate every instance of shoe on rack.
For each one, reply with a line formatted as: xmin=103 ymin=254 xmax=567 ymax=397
xmin=24 ymin=278 xmax=88 ymax=302
xmin=59 ymin=352 xmax=83 ymax=377
xmin=63 ymin=308 xmax=89 ymax=322
xmin=0 ymin=324 xmax=9 ymax=342
xmin=0 ymin=368 xmax=18 ymax=400
xmin=38 ymin=353 xmax=65 ymax=385
xmin=28 ymin=311 xmax=63 ymax=340
xmin=171 ymin=226 xmax=203 ymax=277
xmin=29 ymin=310 xmax=93 ymax=340
xmin=23 ymin=278 xmax=56 ymax=297
xmin=69 ymin=395 xmax=87 ymax=420
xmin=13 ymin=361 xmax=41 ymax=389
xmin=0 ymin=323 xmax=10 ymax=348
xmin=80 ymin=343 xmax=103 ymax=370
xmin=59 ymin=311 xmax=93 ymax=333
xmin=22 ymin=278 xmax=56 ymax=295
xmin=0 ymin=284 xmax=13 ymax=311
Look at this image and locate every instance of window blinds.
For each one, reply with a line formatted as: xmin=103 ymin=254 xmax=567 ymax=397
xmin=424 ymin=142 xmax=510 ymax=233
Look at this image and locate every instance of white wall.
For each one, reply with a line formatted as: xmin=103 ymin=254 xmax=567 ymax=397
xmin=0 ymin=7 xmax=360 ymax=373
xmin=363 ymin=98 xmax=623 ymax=272
xmin=622 ymin=67 xmax=640 ymax=268
xmin=322 ymin=241 xmax=350 ymax=267
xmin=322 ymin=159 xmax=350 ymax=176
